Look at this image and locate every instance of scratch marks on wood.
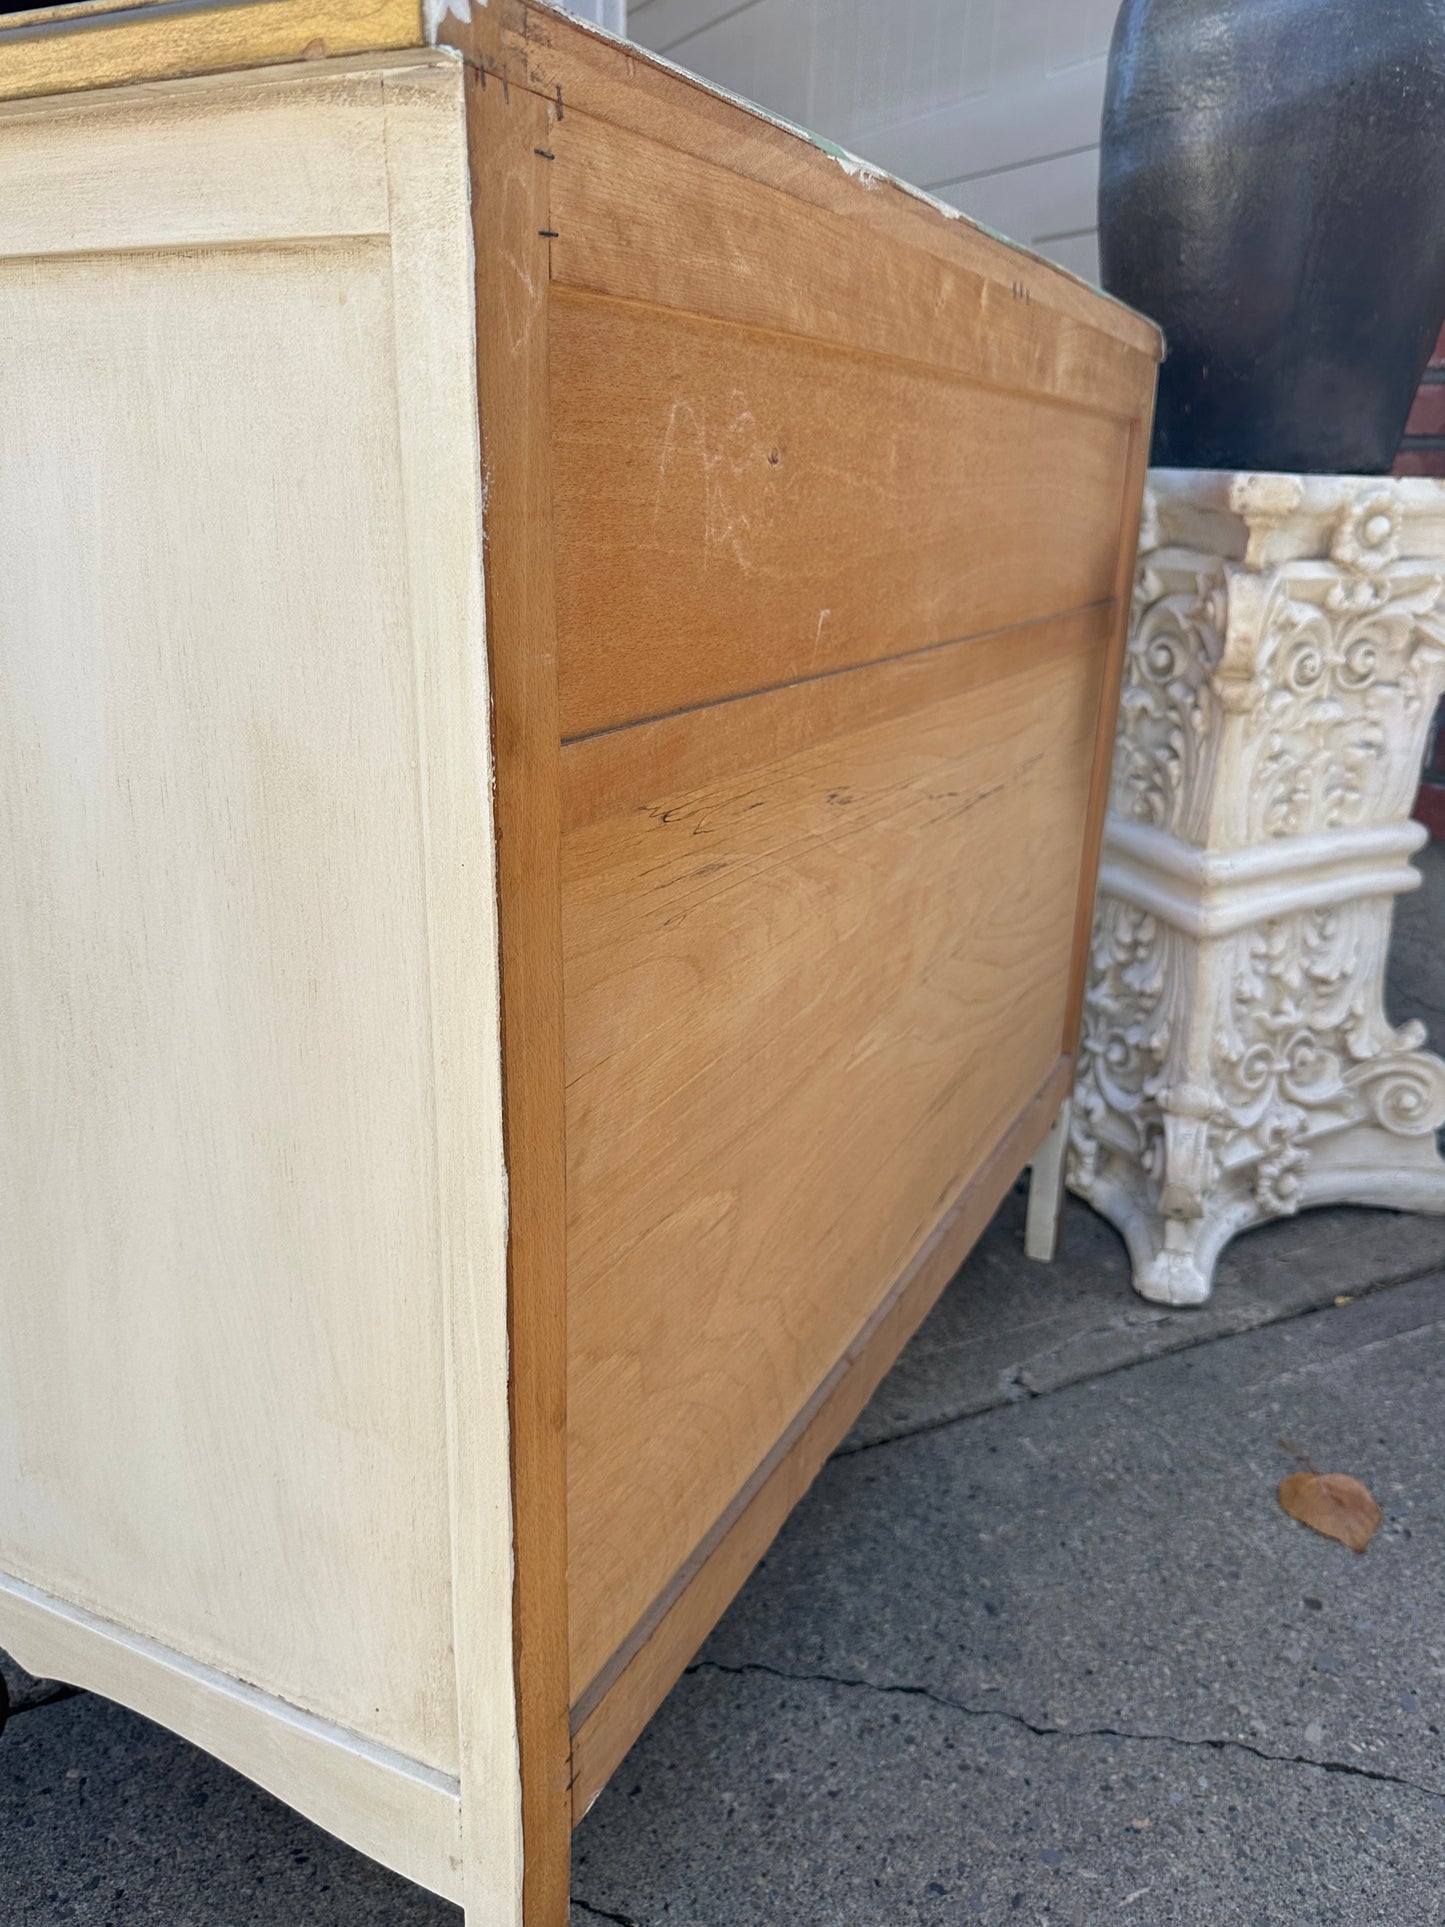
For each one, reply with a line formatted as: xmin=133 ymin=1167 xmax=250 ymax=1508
xmin=810 ymin=607 xmax=832 ymax=671
xmin=495 ymin=167 xmax=542 ymax=359
xmin=652 ymin=389 xmax=780 ymax=574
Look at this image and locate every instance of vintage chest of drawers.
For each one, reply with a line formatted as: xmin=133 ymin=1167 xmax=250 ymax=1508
xmin=0 ymin=2 xmax=1159 ymax=1918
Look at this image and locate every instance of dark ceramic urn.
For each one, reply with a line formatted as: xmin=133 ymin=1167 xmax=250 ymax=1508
xmin=1099 ymin=0 xmax=1445 ymax=473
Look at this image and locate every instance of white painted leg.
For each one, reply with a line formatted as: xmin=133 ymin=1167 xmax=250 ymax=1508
xmin=1025 ymin=1098 xmax=1072 ymax=1262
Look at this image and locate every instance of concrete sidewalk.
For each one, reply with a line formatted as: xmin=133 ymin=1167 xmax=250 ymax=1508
xmin=5 ymin=845 xmax=1444 ymax=1925
xmin=573 ymin=1272 xmax=1445 ymax=1926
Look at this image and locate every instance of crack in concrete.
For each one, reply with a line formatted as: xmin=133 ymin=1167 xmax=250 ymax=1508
xmin=571 ymin=1898 xmax=641 ymax=1925
xmin=837 ymin=1252 xmax=1445 ymax=1459
xmin=688 ymin=1657 xmax=1445 ymax=1803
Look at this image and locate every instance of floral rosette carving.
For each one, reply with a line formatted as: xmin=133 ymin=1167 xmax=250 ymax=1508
xmin=1329 ymin=488 xmax=1402 ymax=575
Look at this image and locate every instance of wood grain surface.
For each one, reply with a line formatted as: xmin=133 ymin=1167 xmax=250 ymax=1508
xmin=549 ymin=106 xmax=1152 ymax=421
xmin=0 ymin=10 xmax=1159 ymax=1918
xmin=442 ymin=0 xmax=1160 ymax=359
xmin=0 ymin=0 xmax=425 ymax=102
xmin=564 ymin=630 xmax=1107 ymax=1693
xmin=550 ymin=289 xmax=1131 ymax=736
xmin=567 ymin=1054 xmax=1074 ymax=1818
xmin=464 ymin=64 xmax=573 ymax=1927
xmin=561 ymin=606 xmax=1113 ymax=833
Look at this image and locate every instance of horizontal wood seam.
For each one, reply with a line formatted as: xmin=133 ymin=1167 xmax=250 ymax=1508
xmin=567 ymin=1053 xmax=1073 ymax=1750
xmin=547 ymin=279 xmax=1147 ymax=430
xmin=560 ymin=597 xmax=1115 ymax=750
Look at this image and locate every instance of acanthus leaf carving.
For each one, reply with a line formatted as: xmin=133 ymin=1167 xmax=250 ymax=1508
xmin=1073 ymin=475 xmax=1445 ymax=1305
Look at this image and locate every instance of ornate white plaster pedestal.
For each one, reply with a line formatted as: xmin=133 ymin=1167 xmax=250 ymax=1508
xmin=1068 ymin=471 xmax=1445 ymax=1305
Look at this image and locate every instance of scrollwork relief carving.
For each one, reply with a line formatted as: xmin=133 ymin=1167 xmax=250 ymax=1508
xmin=1072 ymin=475 xmax=1445 ymax=1304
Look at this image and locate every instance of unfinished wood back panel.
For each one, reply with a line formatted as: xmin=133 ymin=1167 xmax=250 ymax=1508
xmin=564 ymin=620 xmax=1107 ymax=1693
xmin=437 ymin=0 xmax=1158 ymax=1847
xmin=548 ymin=107 xmax=1151 ymax=422
xmin=549 ymin=287 xmax=1131 ymax=738
xmin=448 ymin=0 xmax=1160 ymax=364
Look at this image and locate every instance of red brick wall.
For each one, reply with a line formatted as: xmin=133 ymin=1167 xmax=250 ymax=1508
xmin=1394 ymin=321 xmax=1445 ymax=476
xmin=1394 ymin=323 xmax=1445 ymax=836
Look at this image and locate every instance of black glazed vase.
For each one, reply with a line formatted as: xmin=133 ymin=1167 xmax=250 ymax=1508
xmin=1099 ymin=0 xmax=1445 ymax=473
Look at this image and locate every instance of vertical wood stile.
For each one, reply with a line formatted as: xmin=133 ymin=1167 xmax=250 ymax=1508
xmin=1063 ymin=403 xmax=1157 ymax=1056
xmin=461 ymin=54 xmax=573 ymax=1927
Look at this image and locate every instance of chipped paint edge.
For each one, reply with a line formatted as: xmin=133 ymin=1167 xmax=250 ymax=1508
xmin=423 ymin=0 xmax=477 ymax=39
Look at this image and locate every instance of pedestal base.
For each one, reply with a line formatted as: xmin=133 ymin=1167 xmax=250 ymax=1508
xmin=1070 ymin=471 xmax=1445 ymax=1305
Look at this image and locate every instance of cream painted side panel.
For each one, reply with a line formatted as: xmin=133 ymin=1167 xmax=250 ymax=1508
xmin=0 ymin=1570 xmax=466 ymax=1904
xmin=0 ymin=61 xmax=515 ymax=1911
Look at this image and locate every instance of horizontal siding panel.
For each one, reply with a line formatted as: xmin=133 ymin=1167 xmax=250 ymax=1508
xmin=1041 ymin=229 xmax=1102 ymax=284
xmin=633 ymin=0 xmax=994 ymax=133
xmin=941 ymin=145 xmax=1100 ymax=258
xmin=858 ymin=57 xmax=1109 ymax=192
xmin=628 ymin=0 xmax=1113 ymax=282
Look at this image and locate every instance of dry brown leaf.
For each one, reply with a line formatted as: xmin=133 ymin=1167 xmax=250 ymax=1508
xmin=1277 ymin=1471 xmax=1382 ymax=1553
